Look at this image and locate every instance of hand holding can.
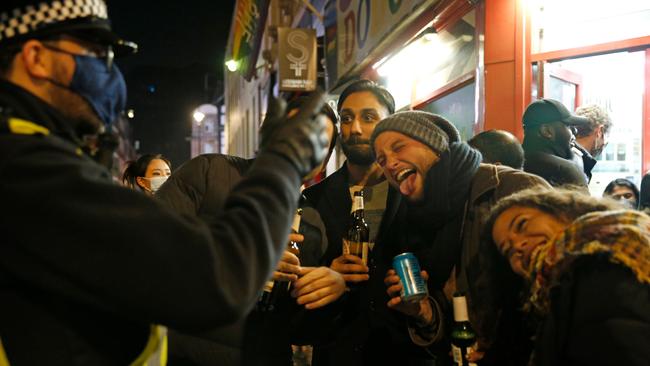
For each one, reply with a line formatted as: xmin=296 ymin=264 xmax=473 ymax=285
xmin=392 ymin=252 xmax=428 ymax=302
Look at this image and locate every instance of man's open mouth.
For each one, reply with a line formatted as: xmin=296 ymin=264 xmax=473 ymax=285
xmin=396 ymin=168 xmax=416 ymax=184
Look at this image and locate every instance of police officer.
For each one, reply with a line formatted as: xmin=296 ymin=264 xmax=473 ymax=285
xmin=0 ymin=1 xmax=329 ymax=365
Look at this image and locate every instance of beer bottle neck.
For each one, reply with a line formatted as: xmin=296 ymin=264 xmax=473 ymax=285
xmin=291 ymin=211 xmax=302 ymax=233
xmin=351 ymin=196 xmax=364 ymax=213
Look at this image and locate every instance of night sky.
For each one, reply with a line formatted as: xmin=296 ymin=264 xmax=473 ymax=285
xmin=107 ymin=0 xmax=236 ymax=166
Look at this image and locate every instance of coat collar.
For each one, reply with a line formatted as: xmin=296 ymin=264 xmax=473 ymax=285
xmin=0 ymin=79 xmax=81 ymax=144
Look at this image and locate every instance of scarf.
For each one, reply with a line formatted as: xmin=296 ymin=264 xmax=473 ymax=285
xmin=404 ymin=142 xmax=482 ymax=287
xmin=525 ymin=210 xmax=650 ymax=315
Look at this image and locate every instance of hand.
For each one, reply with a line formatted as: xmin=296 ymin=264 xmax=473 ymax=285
xmin=330 ymin=254 xmax=369 ymax=283
xmin=385 ymin=269 xmax=433 ymax=325
xmin=288 ymin=232 xmax=304 ymax=246
xmin=291 ymin=266 xmax=346 ymax=309
xmin=258 ymin=91 xmax=329 ymax=178
xmin=272 ymin=250 xmax=301 ymax=282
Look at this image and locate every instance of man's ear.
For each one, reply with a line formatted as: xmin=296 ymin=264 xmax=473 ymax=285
xmin=20 ymin=40 xmax=51 ymax=79
xmin=539 ymin=124 xmax=554 ymax=139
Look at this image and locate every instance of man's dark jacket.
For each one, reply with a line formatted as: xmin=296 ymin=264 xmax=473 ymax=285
xmin=0 ymin=80 xmax=302 ymax=365
xmin=156 ymin=153 xmax=328 ymax=366
xmin=522 ymin=141 xmax=587 ymax=187
xmin=571 ymin=143 xmax=597 ymax=183
xmin=302 ymin=164 xmax=435 ymax=366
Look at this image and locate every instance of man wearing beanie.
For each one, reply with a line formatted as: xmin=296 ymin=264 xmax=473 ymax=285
xmin=372 ymin=110 xmax=549 ymax=366
xmin=303 ymin=80 xmax=425 ymax=365
xmin=0 ymin=1 xmax=329 ymax=364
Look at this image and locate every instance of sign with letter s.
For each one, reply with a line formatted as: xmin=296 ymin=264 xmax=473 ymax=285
xmin=278 ymin=28 xmax=317 ymax=92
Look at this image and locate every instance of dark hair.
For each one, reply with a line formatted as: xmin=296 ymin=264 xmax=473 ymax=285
xmin=485 ymin=187 xmax=621 ymax=239
xmin=641 ymin=174 xmax=650 ymax=211
xmin=603 ymin=178 xmax=640 ymax=207
xmin=0 ymin=43 xmax=23 ymax=76
xmin=337 ymin=79 xmax=395 ymax=115
xmin=122 ymin=154 xmax=171 ymax=190
xmin=468 ymin=129 xmax=524 ymax=169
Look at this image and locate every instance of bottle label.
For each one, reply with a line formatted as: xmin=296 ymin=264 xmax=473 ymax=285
xmin=351 ymin=196 xmax=364 ymax=212
xmin=263 ymin=280 xmax=274 ymax=293
xmin=342 ymin=239 xmax=369 ymax=265
xmin=451 ymin=344 xmax=477 ymax=366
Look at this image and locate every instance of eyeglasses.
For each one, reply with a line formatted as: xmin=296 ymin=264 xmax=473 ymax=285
xmin=42 ymin=42 xmax=114 ymax=71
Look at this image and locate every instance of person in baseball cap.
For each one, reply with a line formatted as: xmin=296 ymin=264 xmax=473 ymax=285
xmin=521 ymin=98 xmax=589 ymax=187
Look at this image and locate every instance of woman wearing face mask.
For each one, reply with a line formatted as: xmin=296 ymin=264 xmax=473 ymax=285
xmin=603 ymin=178 xmax=640 ymax=209
xmin=122 ymin=154 xmax=172 ymax=195
xmin=484 ymin=188 xmax=650 ymax=366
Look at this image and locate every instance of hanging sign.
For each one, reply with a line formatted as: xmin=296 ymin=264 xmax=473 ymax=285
xmin=278 ymin=27 xmax=318 ymax=92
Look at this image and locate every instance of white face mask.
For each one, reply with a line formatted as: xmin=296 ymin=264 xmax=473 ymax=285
xmin=144 ymin=176 xmax=169 ymax=193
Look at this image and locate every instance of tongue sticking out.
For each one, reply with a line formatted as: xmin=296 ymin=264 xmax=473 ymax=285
xmin=399 ymin=172 xmax=417 ymax=196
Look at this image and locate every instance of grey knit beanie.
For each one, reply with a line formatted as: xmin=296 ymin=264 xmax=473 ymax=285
xmin=370 ymin=110 xmax=460 ymax=154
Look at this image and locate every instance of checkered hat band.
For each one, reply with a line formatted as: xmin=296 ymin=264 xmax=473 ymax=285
xmin=0 ymin=0 xmax=107 ymax=42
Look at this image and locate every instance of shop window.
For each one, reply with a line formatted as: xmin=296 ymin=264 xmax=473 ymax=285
xmin=544 ymin=51 xmax=646 ymax=196
xmin=375 ymin=10 xmax=477 ymax=110
xmin=616 ymin=143 xmax=627 ymax=161
xmin=604 ymin=144 xmax=614 ymax=162
xmin=531 ymin=0 xmax=650 ymax=54
xmin=417 ymin=81 xmax=476 ymax=141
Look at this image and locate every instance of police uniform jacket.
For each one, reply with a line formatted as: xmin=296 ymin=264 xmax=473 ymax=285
xmin=0 ymin=80 xmax=303 ymax=365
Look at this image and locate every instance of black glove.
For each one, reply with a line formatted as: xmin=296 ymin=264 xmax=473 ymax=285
xmin=259 ymin=90 xmax=329 ymax=177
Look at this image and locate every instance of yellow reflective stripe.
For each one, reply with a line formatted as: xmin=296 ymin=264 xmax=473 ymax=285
xmin=7 ymin=118 xmax=50 ymax=136
xmin=0 ymin=338 xmax=10 ymax=366
xmin=130 ymin=325 xmax=168 ymax=366
xmin=0 ymin=328 xmax=167 ymax=366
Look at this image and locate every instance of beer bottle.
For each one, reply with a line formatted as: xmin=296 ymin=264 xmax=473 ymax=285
xmin=343 ymin=190 xmax=369 ymax=265
xmin=451 ymin=293 xmax=478 ymax=366
xmin=258 ymin=208 xmax=302 ymax=312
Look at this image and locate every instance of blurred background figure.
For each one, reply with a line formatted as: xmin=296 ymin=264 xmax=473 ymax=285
xmin=574 ymin=104 xmax=612 ymax=159
xmin=573 ymin=104 xmax=613 ymax=182
xmin=603 ymin=178 xmax=639 ymax=209
xmin=122 ymin=153 xmax=172 ymax=195
xmin=488 ymin=188 xmax=650 ymax=366
xmin=468 ymin=129 xmax=524 ymax=170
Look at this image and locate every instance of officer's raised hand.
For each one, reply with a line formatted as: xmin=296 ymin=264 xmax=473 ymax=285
xmin=259 ymin=90 xmax=329 ymax=178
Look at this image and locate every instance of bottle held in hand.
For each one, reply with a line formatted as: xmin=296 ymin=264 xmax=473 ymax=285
xmin=451 ymin=293 xmax=478 ymax=366
xmin=258 ymin=209 xmax=303 ymax=312
xmin=343 ymin=190 xmax=369 ymax=265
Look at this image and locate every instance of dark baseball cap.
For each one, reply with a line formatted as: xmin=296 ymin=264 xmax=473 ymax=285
xmin=0 ymin=0 xmax=137 ymax=55
xmin=522 ymin=99 xmax=589 ymax=128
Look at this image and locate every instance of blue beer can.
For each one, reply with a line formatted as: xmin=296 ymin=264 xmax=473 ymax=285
xmin=393 ymin=252 xmax=428 ymax=302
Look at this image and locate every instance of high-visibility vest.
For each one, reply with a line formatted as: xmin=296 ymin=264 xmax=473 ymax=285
xmin=0 ymin=117 xmax=168 ymax=365
xmin=0 ymin=326 xmax=167 ymax=366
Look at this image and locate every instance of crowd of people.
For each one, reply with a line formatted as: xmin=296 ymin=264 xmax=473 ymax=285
xmin=1 ymin=1 xmax=648 ymax=366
